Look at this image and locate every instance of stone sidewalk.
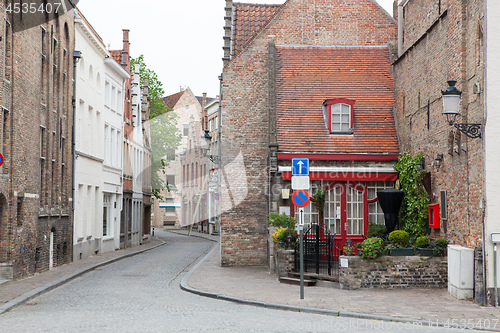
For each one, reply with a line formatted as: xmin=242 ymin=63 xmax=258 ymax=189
xmin=179 ymin=230 xmax=500 ymax=332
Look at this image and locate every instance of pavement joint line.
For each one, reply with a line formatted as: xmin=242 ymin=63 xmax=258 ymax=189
xmin=0 ymin=239 xmax=167 ymax=316
xmin=180 ymin=240 xmax=495 ymax=332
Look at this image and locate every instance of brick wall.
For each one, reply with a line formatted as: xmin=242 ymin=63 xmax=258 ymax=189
xmin=392 ymin=0 xmax=484 ymax=249
xmin=340 ymin=255 xmax=448 ymax=290
xmin=220 ymin=0 xmax=397 ymax=266
xmin=0 ymin=7 xmax=75 ymax=278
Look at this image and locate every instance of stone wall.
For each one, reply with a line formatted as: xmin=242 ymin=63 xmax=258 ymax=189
xmin=339 ymin=255 xmax=447 ymax=290
xmin=275 ymin=248 xmax=294 ymax=278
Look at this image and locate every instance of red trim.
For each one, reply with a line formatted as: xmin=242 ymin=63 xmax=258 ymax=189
xmin=282 ymin=171 xmax=398 ymax=182
xmin=277 ymin=153 xmax=400 ymax=161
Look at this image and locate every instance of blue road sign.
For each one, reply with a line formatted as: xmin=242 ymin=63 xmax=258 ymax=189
xmin=291 ymin=158 xmax=310 ymax=176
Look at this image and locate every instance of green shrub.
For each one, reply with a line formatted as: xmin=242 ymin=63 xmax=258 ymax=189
xmin=432 ymin=238 xmax=448 ymax=256
xmin=271 ymin=227 xmax=297 ymax=245
xmin=360 ymin=237 xmax=384 ymax=260
xmin=388 ymin=230 xmax=409 ymax=248
xmin=367 ymin=222 xmax=387 ymax=238
xmin=415 ymin=235 xmax=430 ymax=248
xmin=268 ymin=213 xmax=296 ymax=229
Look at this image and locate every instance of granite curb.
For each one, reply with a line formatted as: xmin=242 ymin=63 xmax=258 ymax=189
xmin=0 ymin=239 xmax=167 ymax=315
xmin=178 ymin=233 xmax=494 ymax=332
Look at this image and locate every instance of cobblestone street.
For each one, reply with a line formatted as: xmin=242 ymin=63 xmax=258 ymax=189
xmin=0 ymin=231 xmax=483 ymax=332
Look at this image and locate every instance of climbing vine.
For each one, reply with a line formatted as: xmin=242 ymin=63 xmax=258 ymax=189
xmin=393 ymin=152 xmax=431 ymax=240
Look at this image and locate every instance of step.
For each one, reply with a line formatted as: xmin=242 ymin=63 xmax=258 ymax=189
xmin=279 ymin=276 xmax=316 ymax=286
xmin=288 ymin=271 xmax=339 ymax=283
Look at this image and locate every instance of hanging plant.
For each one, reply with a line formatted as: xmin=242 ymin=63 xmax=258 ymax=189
xmin=393 ymin=152 xmax=431 ymax=240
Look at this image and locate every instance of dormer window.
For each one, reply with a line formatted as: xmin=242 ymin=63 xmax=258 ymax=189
xmin=323 ymin=98 xmax=356 ymax=134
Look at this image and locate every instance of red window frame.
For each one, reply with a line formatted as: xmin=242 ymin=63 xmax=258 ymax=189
xmin=323 ymin=98 xmax=356 ymax=134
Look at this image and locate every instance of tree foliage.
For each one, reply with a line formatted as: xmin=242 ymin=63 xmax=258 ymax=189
xmin=393 ymin=152 xmax=431 ymax=239
xmin=131 ymin=55 xmax=167 ymax=119
xmin=131 ymin=55 xmax=181 ymax=200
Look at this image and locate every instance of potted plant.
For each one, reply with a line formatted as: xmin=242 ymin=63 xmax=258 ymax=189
xmin=271 ymin=227 xmax=298 ymax=249
xmin=431 ymin=238 xmax=448 ymax=256
xmin=268 ymin=213 xmax=297 ymax=249
xmin=387 ymin=230 xmax=413 ymax=256
xmin=415 ymin=235 xmax=434 ymax=256
xmin=359 ymin=237 xmax=384 ymax=260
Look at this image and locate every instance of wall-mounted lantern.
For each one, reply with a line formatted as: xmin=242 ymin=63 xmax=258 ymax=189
xmin=441 ymin=80 xmax=481 ymax=138
xmin=435 ymin=154 xmax=443 ymax=171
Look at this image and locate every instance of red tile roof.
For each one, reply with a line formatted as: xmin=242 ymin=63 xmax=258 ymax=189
xmin=276 ymin=46 xmax=399 ymax=155
xmin=163 ymin=91 xmax=185 ymax=110
xmin=109 ymin=50 xmax=122 ymax=64
xmin=232 ymin=2 xmax=282 ymax=57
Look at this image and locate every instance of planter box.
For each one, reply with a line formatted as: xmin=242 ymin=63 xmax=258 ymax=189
xmin=390 ymin=248 xmax=414 ymax=256
xmin=416 ymin=247 xmax=434 ymax=256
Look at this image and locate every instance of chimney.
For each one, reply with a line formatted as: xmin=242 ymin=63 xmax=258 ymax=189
xmin=202 ymin=93 xmax=208 ymax=131
xmin=222 ymin=0 xmax=233 ymax=66
xmin=122 ymin=29 xmax=130 ymax=73
xmin=142 ymin=77 xmax=150 ymax=122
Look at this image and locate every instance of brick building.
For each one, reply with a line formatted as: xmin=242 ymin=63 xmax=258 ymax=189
xmin=220 ymin=0 xmax=397 ymax=266
xmin=0 ymin=3 xmax=75 ymax=279
xmin=391 ymin=0 xmax=487 ymax=303
xmin=151 ymin=88 xmax=214 ymax=230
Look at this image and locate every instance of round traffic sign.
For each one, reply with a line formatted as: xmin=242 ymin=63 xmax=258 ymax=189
xmin=291 ymin=190 xmax=310 ymax=207
xmin=0 ymin=153 xmax=3 ymax=167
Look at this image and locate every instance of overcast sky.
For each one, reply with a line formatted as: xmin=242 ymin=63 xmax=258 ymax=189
xmin=77 ymin=0 xmax=394 ymax=99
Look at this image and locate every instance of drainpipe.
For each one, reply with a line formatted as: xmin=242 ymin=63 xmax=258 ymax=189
xmin=217 ymin=74 xmax=223 ymax=248
xmin=72 ymin=50 xmax=81 ymax=211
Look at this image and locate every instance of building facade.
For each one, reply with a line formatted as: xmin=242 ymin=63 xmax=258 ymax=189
xmin=219 ymin=0 xmax=397 ymax=266
xmin=74 ymin=10 xmax=106 ymax=260
xmin=0 ymin=3 xmax=75 ymax=279
xmin=392 ymin=0 xmax=488 ymax=303
xmin=152 ymin=88 xmax=204 ymax=229
xmin=102 ymin=34 xmax=130 ymax=254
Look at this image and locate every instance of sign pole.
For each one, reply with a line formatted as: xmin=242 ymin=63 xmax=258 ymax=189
xmin=299 ymin=208 xmax=304 ymax=300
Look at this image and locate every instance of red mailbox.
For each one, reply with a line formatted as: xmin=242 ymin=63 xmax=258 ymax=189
xmin=428 ymin=203 xmax=440 ymax=229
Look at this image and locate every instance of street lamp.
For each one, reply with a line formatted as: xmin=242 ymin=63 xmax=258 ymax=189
xmin=202 ymin=130 xmax=219 ymax=164
xmin=201 ymin=130 xmax=212 ymax=234
xmin=441 ymin=80 xmax=481 ymax=138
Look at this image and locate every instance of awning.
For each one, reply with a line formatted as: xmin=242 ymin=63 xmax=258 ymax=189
xmin=159 ymin=202 xmax=182 ymax=209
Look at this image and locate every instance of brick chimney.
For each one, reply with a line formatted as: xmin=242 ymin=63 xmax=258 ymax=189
xmin=122 ymin=29 xmax=130 ymax=73
xmin=202 ymin=93 xmax=208 ymax=131
xmin=222 ymin=0 xmax=233 ymax=66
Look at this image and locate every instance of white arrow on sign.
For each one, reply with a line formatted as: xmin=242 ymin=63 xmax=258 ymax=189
xmin=297 ymin=160 xmax=304 ymax=174
xmin=298 ymin=207 xmax=304 ymax=226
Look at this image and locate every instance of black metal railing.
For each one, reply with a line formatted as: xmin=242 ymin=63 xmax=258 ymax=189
xmin=294 ymin=225 xmax=342 ymax=277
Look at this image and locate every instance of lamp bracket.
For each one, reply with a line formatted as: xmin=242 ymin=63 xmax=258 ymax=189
xmin=207 ymin=155 xmax=219 ymax=164
xmin=453 ymin=123 xmax=482 ymax=139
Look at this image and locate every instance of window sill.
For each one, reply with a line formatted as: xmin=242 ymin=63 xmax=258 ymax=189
xmin=329 ymin=131 xmax=354 ymax=135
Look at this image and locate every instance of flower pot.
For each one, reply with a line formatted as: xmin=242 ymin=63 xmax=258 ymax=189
xmin=416 ymin=247 xmax=434 ymax=256
xmin=390 ymin=248 xmax=414 ymax=256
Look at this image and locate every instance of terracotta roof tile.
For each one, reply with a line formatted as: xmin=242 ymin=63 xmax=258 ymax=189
xmin=276 ymin=46 xmax=399 ymax=155
xmin=109 ymin=50 xmax=122 ymax=64
xmin=232 ymin=2 xmax=282 ymax=57
xmin=163 ymin=91 xmax=185 ymax=110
